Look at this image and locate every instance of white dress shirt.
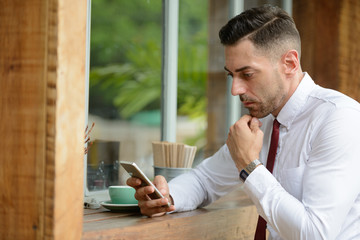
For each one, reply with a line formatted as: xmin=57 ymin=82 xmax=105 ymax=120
xmin=169 ymin=73 xmax=360 ymax=240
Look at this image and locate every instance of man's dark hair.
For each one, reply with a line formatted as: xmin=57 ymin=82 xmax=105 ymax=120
xmin=219 ymin=5 xmax=301 ymax=58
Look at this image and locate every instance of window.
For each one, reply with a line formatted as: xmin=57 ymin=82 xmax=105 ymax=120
xmin=84 ymin=0 xmax=208 ymax=201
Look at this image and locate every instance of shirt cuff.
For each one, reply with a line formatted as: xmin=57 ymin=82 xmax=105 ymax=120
xmin=242 ymin=164 xmax=281 ymax=217
xmin=168 ymin=176 xmax=200 ymax=213
xmin=168 ymin=182 xmax=183 ymax=212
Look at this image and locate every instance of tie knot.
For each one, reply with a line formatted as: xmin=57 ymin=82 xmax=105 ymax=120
xmin=273 ymin=119 xmax=280 ymax=130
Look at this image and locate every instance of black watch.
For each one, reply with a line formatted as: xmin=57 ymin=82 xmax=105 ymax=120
xmin=239 ymin=159 xmax=262 ymax=182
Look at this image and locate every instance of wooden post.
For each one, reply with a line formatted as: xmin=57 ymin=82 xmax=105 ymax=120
xmin=293 ymin=0 xmax=360 ymax=101
xmin=206 ymin=0 xmax=229 ymax=157
xmin=0 ymin=0 xmax=86 ymax=239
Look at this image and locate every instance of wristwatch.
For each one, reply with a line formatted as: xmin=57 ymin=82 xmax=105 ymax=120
xmin=239 ymin=159 xmax=262 ymax=182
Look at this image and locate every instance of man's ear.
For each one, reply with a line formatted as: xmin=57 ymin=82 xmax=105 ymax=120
xmin=281 ymin=50 xmax=300 ymax=76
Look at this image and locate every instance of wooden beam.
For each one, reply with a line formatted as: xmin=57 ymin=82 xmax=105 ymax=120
xmin=52 ymin=0 xmax=87 ymax=238
xmin=0 ymin=0 xmax=86 ymax=239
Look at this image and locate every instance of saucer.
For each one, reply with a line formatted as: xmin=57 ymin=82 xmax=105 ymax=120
xmin=100 ymin=200 xmax=140 ymax=212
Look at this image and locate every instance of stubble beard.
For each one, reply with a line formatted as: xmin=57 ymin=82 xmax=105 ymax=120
xmin=246 ymin=95 xmax=284 ymax=118
xmin=241 ymin=84 xmax=286 ymax=118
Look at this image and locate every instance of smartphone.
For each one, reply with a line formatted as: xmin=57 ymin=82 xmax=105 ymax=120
xmin=120 ymin=161 xmax=171 ymax=207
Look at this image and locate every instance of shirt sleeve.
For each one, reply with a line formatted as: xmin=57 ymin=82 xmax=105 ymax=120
xmin=243 ymin=108 xmax=360 ymax=240
xmin=169 ymin=145 xmax=241 ymax=212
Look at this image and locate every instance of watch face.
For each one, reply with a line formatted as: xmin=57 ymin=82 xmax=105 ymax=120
xmin=239 ymin=169 xmax=249 ymax=182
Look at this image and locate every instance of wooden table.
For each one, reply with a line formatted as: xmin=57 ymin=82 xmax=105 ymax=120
xmin=82 ymin=187 xmax=258 ymax=240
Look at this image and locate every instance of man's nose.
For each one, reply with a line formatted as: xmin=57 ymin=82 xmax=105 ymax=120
xmin=231 ymin=77 xmax=247 ymax=96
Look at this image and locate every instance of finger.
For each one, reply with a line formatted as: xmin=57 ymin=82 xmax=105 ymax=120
xmin=138 ymin=198 xmax=175 ymax=217
xmin=240 ymin=114 xmax=253 ymax=126
xmin=126 ymin=177 xmax=142 ymax=188
xmin=153 ymin=175 xmax=168 ymax=193
xmin=140 ymin=205 xmax=175 ymax=217
xmin=233 ymin=114 xmax=252 ymax=130
xmin=240 ymin=114 xmax=252 ymax=122
xmin=249 ymin=117 xmax=261 ymax=131
xmin=134 ymin=185 xmax=155 ymax=201
xmin=139 ymin=197 xmax=169 ymax=209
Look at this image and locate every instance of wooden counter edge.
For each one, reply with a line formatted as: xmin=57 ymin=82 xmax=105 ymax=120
xmin=82 ymin=188 xmax=258 ymax=240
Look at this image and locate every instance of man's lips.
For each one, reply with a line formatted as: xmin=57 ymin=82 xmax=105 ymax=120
xmin=242 ymin=101 xmax=255 ymax=107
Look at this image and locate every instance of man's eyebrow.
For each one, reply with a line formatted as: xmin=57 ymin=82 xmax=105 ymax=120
xmin=224 ymin=66 xmax=252 ymax=73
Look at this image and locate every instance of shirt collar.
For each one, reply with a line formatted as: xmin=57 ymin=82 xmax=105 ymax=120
xmin=276 ymin=72 xmax=316 ymax=129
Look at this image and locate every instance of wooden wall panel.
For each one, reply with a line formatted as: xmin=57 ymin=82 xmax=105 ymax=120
xmin=293 ymin=0 xmax=341 ymax=90
xmin=293 ymin=0 xmax=360 ymax=102
xmin=338 ymin=0 xmax=360 ymax=101
xmin=0 ymin=0 xmax=86 ymax=239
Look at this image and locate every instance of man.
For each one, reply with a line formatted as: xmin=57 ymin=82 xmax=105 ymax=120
xmin=127 ymin=5 xmax=360 ymax=240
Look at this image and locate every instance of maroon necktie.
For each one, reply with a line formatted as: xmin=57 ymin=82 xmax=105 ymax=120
xmin=254 ymin=119 xmax=280 ymax=240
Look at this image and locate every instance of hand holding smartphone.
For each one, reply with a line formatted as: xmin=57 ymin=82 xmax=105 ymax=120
xmin=120 ymin=161 xmax=171 ymax=207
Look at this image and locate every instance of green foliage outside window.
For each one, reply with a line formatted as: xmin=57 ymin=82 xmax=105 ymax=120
xmin=89 ymin=0 xmax=208 ymax=124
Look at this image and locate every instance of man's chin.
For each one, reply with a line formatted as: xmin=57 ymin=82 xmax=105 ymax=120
xmin=248 ymin=109 xmax=269 ymax=119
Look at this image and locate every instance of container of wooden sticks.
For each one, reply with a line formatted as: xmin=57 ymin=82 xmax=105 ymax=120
xmin=152 ymin=141 xmax=197 ymax=182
